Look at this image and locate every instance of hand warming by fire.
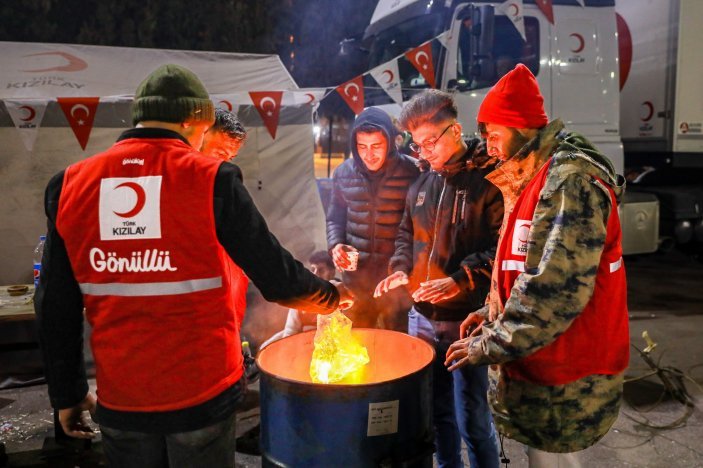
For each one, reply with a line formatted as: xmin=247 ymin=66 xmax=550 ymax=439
xmin=309 ymin=310 xmax=370 ymax=384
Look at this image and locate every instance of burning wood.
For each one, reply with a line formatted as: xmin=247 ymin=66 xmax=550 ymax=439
xmin=309 ymin=311 xmax=369 ymax=384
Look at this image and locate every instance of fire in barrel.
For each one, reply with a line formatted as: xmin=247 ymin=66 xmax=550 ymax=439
xmin=257 ymin=322 xmax=435 ymax=467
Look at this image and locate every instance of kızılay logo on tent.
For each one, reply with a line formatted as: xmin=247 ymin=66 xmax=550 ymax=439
xmin=21 ymin=51 xmax=88 ymax=73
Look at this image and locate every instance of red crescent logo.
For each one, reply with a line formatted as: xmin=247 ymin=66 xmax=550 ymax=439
xmin=21 ymin=52 xmax=88 ymax=73
xmin=517 ymin=225 xmax=530 ymax=243
xmin=218 ymin=100 xmax=233 ymax=112
xmin=509 ymin=3 xmax=519 ymax=16
xmin=382 ymin=69 xmax=394 ymax=84
xmin=113 ymin=182 xmax=146 ymax=218
xmin=305 ymin=93 xmax=315 ymax=104
xmin=19 ymin=105 xmax=36 ymax=122
xmin=641 ymin=101 xmax=654 ymax=122
xmin=569 ymin=33 xmax=585 ymax=53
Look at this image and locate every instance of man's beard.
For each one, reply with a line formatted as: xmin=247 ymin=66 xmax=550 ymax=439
xmin=491 ymin=129 xmax=531 ymax=161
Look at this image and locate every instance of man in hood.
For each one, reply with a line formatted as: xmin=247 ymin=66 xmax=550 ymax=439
xmin=445 ymin=64 xmax=629 ymax=466
xmin=327 ymin=107 xmax=418 ymax=330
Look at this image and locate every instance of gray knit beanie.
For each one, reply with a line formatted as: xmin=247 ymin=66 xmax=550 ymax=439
xmin=131 ymin=64 xmax=215 ymax=125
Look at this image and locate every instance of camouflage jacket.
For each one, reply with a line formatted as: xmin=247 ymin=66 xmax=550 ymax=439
xmin=465 ymin=120 xmax=626 ymax=452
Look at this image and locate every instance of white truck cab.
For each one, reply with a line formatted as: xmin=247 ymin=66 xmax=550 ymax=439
xmin=359 ymin=0 xmax=668 ymax=254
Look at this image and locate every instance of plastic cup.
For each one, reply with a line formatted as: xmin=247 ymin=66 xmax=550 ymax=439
xmin=346 ymin=251 xmax=359 ymax=271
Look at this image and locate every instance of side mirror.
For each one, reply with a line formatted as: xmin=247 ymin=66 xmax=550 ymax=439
xmin=447 ymin=78 xmax=470 ymax=91
xmin=466 ymin=5 xmax=496 ymax=83
xmin=339 ymin=37 xmax=368 ymax=56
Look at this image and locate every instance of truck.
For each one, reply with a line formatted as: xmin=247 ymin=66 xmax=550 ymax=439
xmin=616 ymin=0 xmax=703 ymax=253
xmin=346 ymin=0 xmax=703 ymax=256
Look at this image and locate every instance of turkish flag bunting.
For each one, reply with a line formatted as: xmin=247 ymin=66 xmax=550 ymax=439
xmin=405 ymin=42 xmax=436 ymax=89
xmin=4 ymin=99 xmax=49 ymax=152
xmin=534 ymin=0 xmax=555 ymax=24
xmin=250 ymin=91 xmax=283 ymax=139
xmin=336 ymin=76 xmax=365 ymax=115
xmin=498 ymin=0 xmax=526 ymax=41
xmin=57 ymin=97 xmax=100 ymax=150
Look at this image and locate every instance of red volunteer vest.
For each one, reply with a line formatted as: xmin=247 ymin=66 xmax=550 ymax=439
xmin=56 ymin=137 xmax=246 ymax=412
xmin=495 ymin=158 xmax=629 ymax=386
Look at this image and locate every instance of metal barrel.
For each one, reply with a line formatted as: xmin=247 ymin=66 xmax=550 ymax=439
xmin=257 ymin=329 xmax=435 ymax=467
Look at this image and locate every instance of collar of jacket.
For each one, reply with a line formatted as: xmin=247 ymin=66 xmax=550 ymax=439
xmin=424 ymin=139 xmax=495 ymax=177
xmin=486 ymin=119 xmax=564 ymax=214
xmin=117 ymin=127 xmax=191 ymax=146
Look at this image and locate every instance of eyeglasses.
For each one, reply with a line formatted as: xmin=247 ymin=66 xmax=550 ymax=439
xmin=409 ymin=123 xmax=454 ymax=153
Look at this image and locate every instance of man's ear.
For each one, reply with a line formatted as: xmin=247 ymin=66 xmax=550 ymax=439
xmin=453 ymin=121 xmax=463 ymax=140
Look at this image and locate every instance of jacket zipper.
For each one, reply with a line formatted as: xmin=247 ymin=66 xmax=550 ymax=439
xmin=426 ymin=176 xmax=447 ymax=281
xmin=367 ymin=176 xmax=378 ymax=267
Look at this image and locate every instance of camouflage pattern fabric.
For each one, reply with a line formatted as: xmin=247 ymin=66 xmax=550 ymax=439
xmin=465 ymin=119 xmax=627 ymax=453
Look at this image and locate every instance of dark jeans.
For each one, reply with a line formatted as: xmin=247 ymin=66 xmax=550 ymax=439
xmin=100 ymin=411 xmax=237 ymax=468
xmin=409 ymin=308 xmax=499 ymax=468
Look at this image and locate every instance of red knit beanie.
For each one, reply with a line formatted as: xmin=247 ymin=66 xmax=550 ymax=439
xmin=477 ymin=63 xmax=548 ymax=129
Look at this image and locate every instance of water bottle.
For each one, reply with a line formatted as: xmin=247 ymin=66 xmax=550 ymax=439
xmin=241 ymin=340 xmax=260 ymax=384
xmin=33 ymin=235 xmax=46 ymax=288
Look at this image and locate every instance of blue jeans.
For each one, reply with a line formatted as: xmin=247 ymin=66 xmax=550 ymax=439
xmin=409 ymin=308 xmax=499 ymax=468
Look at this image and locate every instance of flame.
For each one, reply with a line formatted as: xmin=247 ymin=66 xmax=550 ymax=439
xmin=310 ymin=311 xmax=370 ymax=384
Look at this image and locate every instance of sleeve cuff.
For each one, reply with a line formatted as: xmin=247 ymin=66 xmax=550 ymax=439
xmin=50 ymin=380 xmax=89 ymax=410
xmin=450 ymin=268 xmax=470 ymax=289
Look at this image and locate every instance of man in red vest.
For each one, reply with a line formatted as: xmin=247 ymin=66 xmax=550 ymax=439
xmin=445 ymin=64 xmax=629 ymax=466
xmin=35 ymin=64 xmax=351 ymax=467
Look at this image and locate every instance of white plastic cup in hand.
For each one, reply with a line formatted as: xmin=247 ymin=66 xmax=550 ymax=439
xmin=345 ymin=251 xmax=359 ymax=271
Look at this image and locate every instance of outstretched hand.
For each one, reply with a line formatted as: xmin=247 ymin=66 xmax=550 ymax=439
xmin=331 ymin=280 xmax=354 ymax=310
xmin=459 ymin=311 xmax=485 ymax=339
xmin=444 ymin=338 xmax=477 ymax=371
xmin=373 ymin=271 xmax=408 ymax=298
xmin=411 ymin=277 xmax=460 ymax=304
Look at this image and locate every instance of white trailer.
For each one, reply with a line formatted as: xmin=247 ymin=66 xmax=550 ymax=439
xmin=617 ymin=0 xmax=703 ymax=251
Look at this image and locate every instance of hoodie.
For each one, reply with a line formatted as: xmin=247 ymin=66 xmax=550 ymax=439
xmin=326 ymin=107 xmax=419 ymax=298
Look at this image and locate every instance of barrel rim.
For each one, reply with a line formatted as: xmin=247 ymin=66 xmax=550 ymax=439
xmin=256 ymin=328 xmax=436 ymax=388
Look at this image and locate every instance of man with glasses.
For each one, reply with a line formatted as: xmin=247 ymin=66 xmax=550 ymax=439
xmin=375 ymin=90 xmax=503 ymax=468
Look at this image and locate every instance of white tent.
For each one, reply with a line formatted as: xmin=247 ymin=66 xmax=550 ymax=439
xmin=0 ymin=41 xmax=327 ymax=285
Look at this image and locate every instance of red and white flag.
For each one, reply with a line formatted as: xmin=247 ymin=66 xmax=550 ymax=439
xmin=498 ymin=0 xmax=526 ymax=41
xmin=4 ymin=99 xmax=48 ymax=151
xmin=57 ymin=97 xmax=99 ymax=150
xmin=292 ymin=89 xmax=327 ymax=108
xmin=534 ymin=0 xmax=555 ymax=24
xmin=336 ymin=76 xmax=365 ymax=115
xmin=250 ymin=91 xmax=283 ymax=139
xmin=370 ymin=59 xmax=403 ymax=105
xmin=437 ymin=31 xmax=450 ymax=49
xmin=405 ymin=42 xmax=436 ymax=89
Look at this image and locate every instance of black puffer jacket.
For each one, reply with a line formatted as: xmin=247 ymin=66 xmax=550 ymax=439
xmin=389 ymin=139 xmax=504 ymax=321
xmin=326 ymin=108 xmax=419 ymax=294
